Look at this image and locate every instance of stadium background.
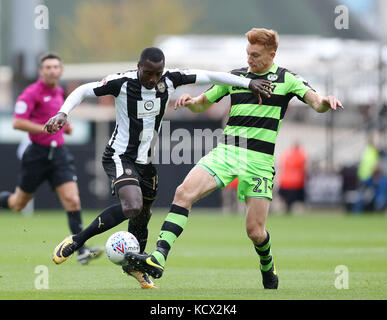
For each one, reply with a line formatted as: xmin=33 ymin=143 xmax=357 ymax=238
xmin=0 ymin=0 xmax=386 ymax=304
xmin=0 ymin=0 xmax=386 ymax=212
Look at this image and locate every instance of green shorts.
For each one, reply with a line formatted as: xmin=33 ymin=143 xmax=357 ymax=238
xmin=197 ymin=144 xmax=275 ymax=201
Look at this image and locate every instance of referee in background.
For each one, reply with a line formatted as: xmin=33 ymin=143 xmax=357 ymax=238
xmin=0 ymin=53 xmax=103 ymax=265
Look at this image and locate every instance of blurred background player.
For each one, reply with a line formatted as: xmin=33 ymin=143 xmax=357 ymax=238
xmin=124 ymin=28 xmax=343 ymax=290
xmin=353 ymin=160 xmax=387 ymax=213
xmin=0 ymin=53 xmax=103 ymax=265
xmin=44 ymin=47 xmax=269 ymax=289
xmin=357 ymin=138 xmax=380 ymax=185
xmin=278 ymin=141 xmax=307 ymax=214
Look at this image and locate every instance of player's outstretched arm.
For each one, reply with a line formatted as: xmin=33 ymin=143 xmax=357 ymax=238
xmin=174 ymin=93 xmax=213 ymax=113
xmin=194 ymin=71 xmax=273 ymax=102
xmin=304 ymin=89 xmax=344 ymax=113
xmin=44 ymin=82 xmax=98 ymax=134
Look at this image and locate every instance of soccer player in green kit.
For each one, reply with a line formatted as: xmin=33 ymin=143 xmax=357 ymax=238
xmin=125 ymin=28 xmax=343 ymax=289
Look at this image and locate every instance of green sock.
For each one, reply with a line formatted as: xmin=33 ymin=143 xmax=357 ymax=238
xmin=254 ymin=231 xmax=274 ymax=272
xmin=152 ymin=204 xmax=189 ymax=267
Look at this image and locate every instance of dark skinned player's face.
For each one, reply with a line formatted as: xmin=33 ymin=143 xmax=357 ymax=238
xmin=138 ymin=59 xmax=165 ymax=89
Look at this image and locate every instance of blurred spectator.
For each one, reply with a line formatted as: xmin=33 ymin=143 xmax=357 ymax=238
xmin=353 ymin=161 xmax=387 ymax=213
xmin=357 ymin=139 xmax=379 ymax=183
xmin=278 ymin=142 xmax=307 ymax=214
xmin=340 ymin=164 xmax=359 ymax=212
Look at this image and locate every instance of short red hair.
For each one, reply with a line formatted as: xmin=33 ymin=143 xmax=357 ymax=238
xmin=245 ymin=28 xmax=279 ymax=52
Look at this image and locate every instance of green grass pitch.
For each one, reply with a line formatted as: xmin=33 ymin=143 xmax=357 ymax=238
xmin=0 ymin=209 xmax=386 ymax=300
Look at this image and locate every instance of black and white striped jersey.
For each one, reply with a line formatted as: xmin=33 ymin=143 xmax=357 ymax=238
xmin=93 ymin=69 xmax=200 ymax=164
xmin=59 ymin=68 xmax=252 ymax=165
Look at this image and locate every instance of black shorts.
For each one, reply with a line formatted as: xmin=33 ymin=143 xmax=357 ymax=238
xmin=102 ymin=157 xmax=158 ymax=203
xmin=19 ymin=143 xmax=77 ymax=193
xmin=278 ymin=188 xmax=305 ymax=203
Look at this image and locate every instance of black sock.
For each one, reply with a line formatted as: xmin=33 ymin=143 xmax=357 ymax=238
xmin=0 ymin=191 xmax=11 ymax=209
xmin=72 ymin=204 xmax=127 ymax=248
xmin=67 ymin=210 xmax=83 ymax=234
xmin=67 ymin=210 xmax=84 ymax=252
xmin=128 ymin=220 xmax=148 ymax=253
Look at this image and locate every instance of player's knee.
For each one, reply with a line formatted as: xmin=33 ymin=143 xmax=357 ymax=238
xmin=10 ymin=202 xmax=26 ymax=212
xmin=246 ymin=225 xmax=266 ymax=244
xmin=121 ymin=200 xmax=143 ymax=219
xmin=62 ymin=194 xmax=81 ymax=211
xmin=174 ymin=183 xmax=195 ymax=205
xmin=8 ymin=194 xmax=28 ymax=212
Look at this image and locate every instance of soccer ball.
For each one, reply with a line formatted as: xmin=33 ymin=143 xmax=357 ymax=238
xmin=105 ymin=231 xmax=140 ymax=265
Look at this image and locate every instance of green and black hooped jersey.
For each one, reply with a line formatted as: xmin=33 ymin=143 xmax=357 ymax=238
xmin=205 ymin=63 xmax=313 ymax=167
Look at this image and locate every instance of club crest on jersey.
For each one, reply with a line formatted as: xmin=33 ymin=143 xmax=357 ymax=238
xmin=267 ymin=73 xmax=278 ymax=81
xmin=157 ymin=81 xmax=166 ymax=93
xmin=125 ymin=168 xmax=132 ymax=175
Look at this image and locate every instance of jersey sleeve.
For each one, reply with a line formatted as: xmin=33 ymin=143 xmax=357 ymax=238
xmin=13 ymin=85 xmax=37 ymax=119
xmin=93 ymin=73 xmax=127 ymax=97
xmin=204 ymin=84 xmax=230 ymax=103
xmin=286 ymin=71 xmax=314 ymax=102
xmin=164 ymin=69 xmax=197 ymax=89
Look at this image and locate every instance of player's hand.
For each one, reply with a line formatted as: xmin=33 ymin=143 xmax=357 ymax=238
xmin=174 ymin=93 xmax=194 ymax=110
xmin=322 ymin=96 xmax=344 ymax=111
xmin=44 ymin=112 xmax=68 ymax=134
xmin=248 ymin=79 xmax=274 ymax=104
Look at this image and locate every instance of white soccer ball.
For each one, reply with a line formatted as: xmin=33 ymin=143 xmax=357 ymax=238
xmin=105 ymin=231 xmax=140 ymax=265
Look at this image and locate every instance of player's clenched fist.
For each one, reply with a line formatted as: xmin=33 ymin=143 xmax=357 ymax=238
xmin=44 ymin=112 xmax=68 ymax=134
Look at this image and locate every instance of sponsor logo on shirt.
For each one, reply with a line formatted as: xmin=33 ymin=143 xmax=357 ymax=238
xmin=137 ymin=98 xmax=161 ymax=118
xmin=144 ymin=100 xmax=154 ymax=111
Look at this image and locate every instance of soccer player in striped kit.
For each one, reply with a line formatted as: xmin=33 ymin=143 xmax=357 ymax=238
xmin=125 ymin=28 xmax=344 ymax=289
xmin=45 ymin=47 xmax=272 ymax=289
xmin=0 ymin=53 xmax=103 ymax=265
